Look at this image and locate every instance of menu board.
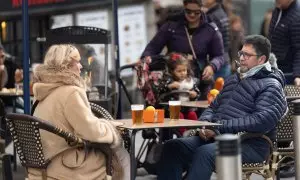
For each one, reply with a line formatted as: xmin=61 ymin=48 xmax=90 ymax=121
xmin=76 ymin=10 xmax=111 ymax=69
xmin=118 ymin=5 xmax=148 ymax=75
xmin=74 ymin=5 xmax=148 ymax=74
xmin=51 ymin=14 xmax=73 ymax=29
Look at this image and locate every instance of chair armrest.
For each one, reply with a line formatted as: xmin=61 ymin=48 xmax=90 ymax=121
xmin=239 ymin=132 xmax=274 ymax=163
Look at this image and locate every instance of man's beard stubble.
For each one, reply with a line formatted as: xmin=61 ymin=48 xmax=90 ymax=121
xmin=239 ymin=66 xmax=249 ymax=73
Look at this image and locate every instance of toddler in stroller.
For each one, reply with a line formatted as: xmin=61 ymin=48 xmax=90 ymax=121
xmin=156 ymin=53 xmax=200 ymax=121
xmin=134 ymin=53 xmax=201 ymax=174
xmin=137 ymin=53 xmax=201 ymax=129
xmin=137 ymin=53 xmax=200 ymax=121
xmin=137 ymin=53 xmax=200 ymax=110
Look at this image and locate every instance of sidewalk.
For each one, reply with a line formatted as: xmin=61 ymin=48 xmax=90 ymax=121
xmin=6 ymin=131 xmax=296 ymax=180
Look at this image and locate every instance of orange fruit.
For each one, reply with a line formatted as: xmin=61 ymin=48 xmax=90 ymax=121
xmin=209 ymin=89 xmax=220 ymax=97
xmin=207 ymin=94 xmax=214 ymax=104
xmin=207 ymin=89 xmax=219 ymax=104
xmin=146 ymin=106 xmax=155 ymax=111
xmin=214 ymin=77 xmax=224 ymax=91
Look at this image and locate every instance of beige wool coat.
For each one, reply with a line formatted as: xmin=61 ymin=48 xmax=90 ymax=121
xmin=28 ymin=65 xmax=122 ymax=180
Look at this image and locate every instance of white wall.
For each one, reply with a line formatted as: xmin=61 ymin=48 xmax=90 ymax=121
xmin=155 ymin=0 xmax=183 ymax=8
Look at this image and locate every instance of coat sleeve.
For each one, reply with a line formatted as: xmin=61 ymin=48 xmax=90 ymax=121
xmin=208 ymin=30 xmax=225 ymax=72
xmin=199 ymin=92 xmax=221 ymax=121
xmin=64 ymin=90 xmax=121 ymax=148
xmin=199 ymin=75 xmax=230 ymax=121
xmin=141 ymin=22 xmax=172 ymax=57
xmin=291 ymin=19 xmax=300 ymax=77
xmin=157 ymin=75 xmax=173 ymax=95
xmin=215 ymin=85 xmax=287 ymax=134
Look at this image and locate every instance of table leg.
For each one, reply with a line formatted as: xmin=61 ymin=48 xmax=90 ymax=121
xmin=130 ymin=130 xmax=137 ymax=180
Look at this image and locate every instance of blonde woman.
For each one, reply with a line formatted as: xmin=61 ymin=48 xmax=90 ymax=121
xmin=29 ymin=44 xmax=129 ymax=180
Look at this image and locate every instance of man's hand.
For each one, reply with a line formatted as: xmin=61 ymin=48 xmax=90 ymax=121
xmin=136 ymin=56 xmax=152 ymax=65
xmin=168 ymin=81 xmax=180 ymax=89
xmin=189 ymin=90 xmax=197 ymax=98
xmin=202 ymin=65 xmax=214 ymax=81
xmin=15 ymin=69 xmax=23 ymax=83
xmin=294 ymin=77 xmax=300 ymax=86
xmin=199 ymin=129 xmax=216 ymax=141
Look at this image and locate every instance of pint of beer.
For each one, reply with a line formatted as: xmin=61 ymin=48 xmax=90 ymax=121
xmin=169 ymin=101 xmax=181 ymax=120
xmin=131 ymin=104 xmax=144 ymax=124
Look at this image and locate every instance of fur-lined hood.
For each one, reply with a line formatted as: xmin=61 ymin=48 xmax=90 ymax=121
xmin=33 ymin=65 xmax=85 ymax=101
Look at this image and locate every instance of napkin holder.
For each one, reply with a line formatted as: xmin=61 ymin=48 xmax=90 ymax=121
xmin=143 ymin=109 xmax=164 ymax=123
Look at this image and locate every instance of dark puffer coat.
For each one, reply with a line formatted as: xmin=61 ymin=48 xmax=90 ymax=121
xmin=200 ymin=67 xmax=287 ymax=142
xmin=141 ymin=12 xmax=224 ymax=75
xmin=269 ymin=0 xmax=300 ymax=77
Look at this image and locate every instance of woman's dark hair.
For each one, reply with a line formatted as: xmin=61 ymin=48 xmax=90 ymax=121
xmin=166 ymin=52 xmax=193 ymax=80
xmin=183 ymin=0 xmax=202 ymax=6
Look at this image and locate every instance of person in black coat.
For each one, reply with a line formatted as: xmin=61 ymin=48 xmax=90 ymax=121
xmin=269 ymin=0 xmax=300 ymax=85
xmin=203 ymin=0 xmax=231 ymax=78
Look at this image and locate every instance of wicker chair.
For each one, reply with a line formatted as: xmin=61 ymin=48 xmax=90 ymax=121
xmin=242 ymin=85 xmax=300 ymax=179
xmin=271 ymin=85 xmax=300 ymax=179
xmin=241 ymin=133 xmax=274 ymax=180
xmin=90 ymin=102 xmax=131 ymax=152
xmin=185 ymin=129 xmax=275 ymax=180
xmin=5 ymin=113 xmax=113 ymax=180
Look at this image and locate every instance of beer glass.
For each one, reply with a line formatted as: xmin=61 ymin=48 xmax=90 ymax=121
xmin=131 ymin=104 xmax=144 ymax=124
xmin=169 ymin=101 xmax=181 ymax=120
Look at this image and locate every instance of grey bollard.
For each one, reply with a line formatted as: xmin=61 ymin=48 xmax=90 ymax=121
xmin=215 ymin=134 xmax=242 ymax=180
xmin=292 ymin=99 xmax=300 ymax=180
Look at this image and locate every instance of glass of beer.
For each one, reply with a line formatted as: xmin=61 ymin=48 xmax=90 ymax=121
xmin=131 ymin=104 xmax=144 ymax=124
xmin=169 ymin=101 xmax=181 ymax=120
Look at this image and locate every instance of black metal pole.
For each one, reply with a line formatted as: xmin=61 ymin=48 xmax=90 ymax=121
xmin=112 ymin=0 xmax=122 ymax=119
xmin=22 ymin=0 xmax=30 ymax=115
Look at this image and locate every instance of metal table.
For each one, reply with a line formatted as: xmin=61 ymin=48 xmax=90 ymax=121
xmin=114 ymin=118 xmax=220 ymax=180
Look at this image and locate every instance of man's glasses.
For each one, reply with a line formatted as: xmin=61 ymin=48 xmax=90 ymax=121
xmin=184 ymin=8 xmax=201 ymax=16
xmin=238 ymin=51 xmax=261 ymax=60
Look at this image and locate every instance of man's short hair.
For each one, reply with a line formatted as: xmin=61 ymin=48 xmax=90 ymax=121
xmin=183 ymin=0 xmax=202 ymax=6
xmin=244 ymin=35 xmax=271 ymax=61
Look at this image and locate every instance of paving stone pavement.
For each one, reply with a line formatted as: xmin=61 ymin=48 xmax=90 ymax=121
xmin=6 ymin=131 xmax=295 ymax=180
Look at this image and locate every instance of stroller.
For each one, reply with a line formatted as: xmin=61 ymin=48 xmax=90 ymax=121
xmin=119 ymin=55 xmax=193 ymax=175
xmin=136 ymin=55 xmax=192 ymax=107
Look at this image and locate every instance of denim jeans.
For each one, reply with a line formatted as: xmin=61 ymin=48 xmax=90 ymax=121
xmin=157 ymin=136 xmax=269 ymax=180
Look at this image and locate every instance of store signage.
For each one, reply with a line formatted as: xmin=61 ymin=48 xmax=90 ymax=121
xmin=1 ymin=0 xmax=98 ymax=13
xmin=11 ymin=0 xmax=66 ymax=8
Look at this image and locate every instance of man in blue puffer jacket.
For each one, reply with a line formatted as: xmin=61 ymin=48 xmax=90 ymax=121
xmin=157 ymin=35 xmax=288 ymax=180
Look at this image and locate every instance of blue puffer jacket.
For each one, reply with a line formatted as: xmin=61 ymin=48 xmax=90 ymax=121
xmin=200 ymin=67 xmax=287 ymax=142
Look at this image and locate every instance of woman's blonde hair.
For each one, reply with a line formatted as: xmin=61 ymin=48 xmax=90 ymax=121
xmin=43 ymin=44 xmax=80 ymax=69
